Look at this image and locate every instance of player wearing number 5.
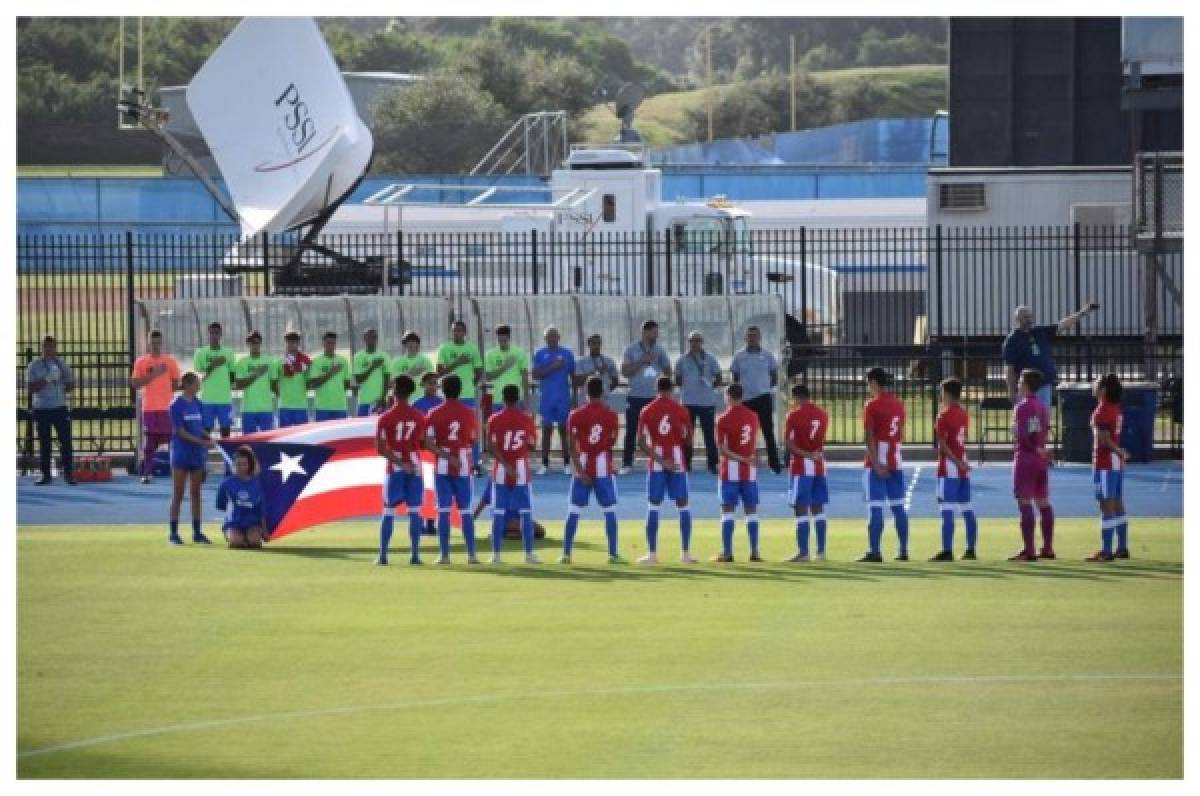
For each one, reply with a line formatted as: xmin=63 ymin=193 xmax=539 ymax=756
xmin=930 ymin=378 xmax=979 ymax=562
xmin=712 ymin=384 xmax=762 ymax=563
xmin=486 ymin=385 xmax=540 ymax=564
xmin=860 ymin=367 xmax=910 ymax=562
xmin=637 ymin=376 xmax=695 ymax=565
xmin=424 ymin=374 xmax=480 ymax=565
xmin=561 ymin=376 xmax=622 ymax=564
xmin=375 ymin=375 xmax=429 ymax=567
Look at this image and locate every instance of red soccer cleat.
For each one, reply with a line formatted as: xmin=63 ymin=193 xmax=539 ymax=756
xmin=1008 ymin=550 xmax=1037 ymax=562
xmin=1085 ymin=550 xmax=1115 ymax=562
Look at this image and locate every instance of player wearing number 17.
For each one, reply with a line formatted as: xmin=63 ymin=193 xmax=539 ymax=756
xmin=860 ymin=367 xmax=910 ymax=562
xmin=375 ymin=375 xmax=429 ymax=566
xmin=423 ymin=374 xmax=480 ymax=565
xmin=561 ymin=376 xmax=622 ymax=564
xmin=486 ymin=385 xmax=540 ymax=564
xmin=637 ymin=376 xmax=696 ymax=565
xmin=712 ymin=383 xmax=762 ymax=563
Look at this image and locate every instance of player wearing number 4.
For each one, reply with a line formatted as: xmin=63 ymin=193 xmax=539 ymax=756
xmin=487 ymin=385 xmax=540 ymax=564
xmin=712 ymin=384 xmax=762 ymax=563
xmin=375 ymin=375 xmax=429 ymax=566
xmin=930 ymin=378 xmax=979 ymax=562
xmin=561 ymin=376 xmax=622 ymax=564
xmin=637 ymin=376 xmax=696 ymax=564
xmin=424 ymin=374 xmax=480 ymax=565
xmin=859 ymin=367 xmax=910 ymax=562
xmin=784 ymin=383 xmax=829 ymax=562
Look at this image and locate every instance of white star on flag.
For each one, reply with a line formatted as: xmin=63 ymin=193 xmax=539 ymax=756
xmin=270 ymin=451 xmax=307 ymax=483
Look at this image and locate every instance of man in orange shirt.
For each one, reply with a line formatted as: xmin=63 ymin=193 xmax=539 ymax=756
xmin=130 ymin=329 xmax=182 ymax=484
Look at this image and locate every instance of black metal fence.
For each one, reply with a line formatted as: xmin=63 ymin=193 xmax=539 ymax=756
xmin=16 ymin=226 xmax=1183 ymax=461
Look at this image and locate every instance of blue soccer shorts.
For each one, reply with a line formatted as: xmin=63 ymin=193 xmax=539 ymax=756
xmin=314 ymin=409 xmax=347 ymax=422
xmin=719 ymin=479 xmax=759 ymax=508
xmin=385 ymin=470 xmax=425 ymax=509
xmin=169 ymin=441 xmax=207 ymax=472
xmin=539 ymin=399 xmax=570 ymax=428
xmin=435 ymin=474 xmax=473 ymax=510
xmin=493 ymin=483 xmax=533 ymax=513
xmin=278 ymin=408 xmax=310 ymax=427
xmin=937 ymin=476 xmax=972 ymax=508
xmin=241 ymin=411 xmax=275 ymax=434
xmin=569 ymin=475 xmax=618 ymax=508
xmin=647 ymin=470 xmax=689 ymax=504
xmin=790 ymin=475 xmax=830 ymax=507
xmin=202 ymin=403 xmax=233 ymax=432
xmin=863 ymin=468 xmax=905 ymax=508
xmin=1094 ymin=469 xmax=1124 ymax=500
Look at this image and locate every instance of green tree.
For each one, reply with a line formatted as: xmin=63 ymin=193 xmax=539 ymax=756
xmin=833 ymin=78 xmax=889 ymax=123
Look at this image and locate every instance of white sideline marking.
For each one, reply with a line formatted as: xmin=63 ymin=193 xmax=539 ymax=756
xmin=903 ymin=466 xmax=922 ymax=512
xmin=18 ymin=673 xmax=1180 ymax=759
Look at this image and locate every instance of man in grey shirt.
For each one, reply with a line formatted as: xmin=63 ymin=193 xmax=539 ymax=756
xmin=25 ymin=335 xmax=76 ymax=485
xmin=574 ymin=334 xmax=619 ymax=399
xmin=620 ymin=320 xmax=673 ymax=473
xmin=731 ymin=325 xmax=782 ymax=473
xmin=676 ymin=330 xmax=722 ymax=474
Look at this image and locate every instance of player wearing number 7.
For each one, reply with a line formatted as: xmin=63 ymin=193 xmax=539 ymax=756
xmin=423 ymin=374 xmax=480 ymax=565
xmin=712 ymin=384 xmax=762 ymax=563
xmin=561 ymin=376 xmax=622 ymax=564
xmin=860 ymin=367 xmax=910 ymax=562
xmin=486 ymin=384 xmax=540 ymax=564
xmin=930 ymin=378 xmax=979 ymax=562
xmin=637 ymin=376 xmax=696 ymax=564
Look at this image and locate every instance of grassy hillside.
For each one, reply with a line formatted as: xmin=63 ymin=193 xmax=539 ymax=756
xmin=581 ymin=64 xmax=947 ymax=147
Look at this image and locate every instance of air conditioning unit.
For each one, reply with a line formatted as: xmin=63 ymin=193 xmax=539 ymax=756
xmin=938 ymin=182 xmax=986 ymax=211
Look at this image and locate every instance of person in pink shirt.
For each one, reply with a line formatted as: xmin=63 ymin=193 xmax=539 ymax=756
xmin=130 ymin=330 xmax=182 ymax=484
xmin=1010 ymin=369 xmax=1055 ymax=561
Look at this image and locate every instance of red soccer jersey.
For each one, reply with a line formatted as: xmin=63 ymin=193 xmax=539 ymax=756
xmin=487 ymin=407 xmax=537 ymax=486
xmin=425 ymin=400 xmax=478 ymax=477
xmin=786 ymin=402 xmax=828 ymax=477
xmin=639 ymin=395 xmax=691 ymax=472
xmin=376 ymin=401 xmax=428 ymax=475
xmin=567 ymin=401 xmax=620 ymax=478
xmin=716 ymin=403 xmax=760 ymax=481
xmin=935 ymin=403 xmax=969 ymax=478
xmin=1091 ymin=400 xmax=1124 ymax=471
xmin=863 ymin=392 xmax=906 ymax=470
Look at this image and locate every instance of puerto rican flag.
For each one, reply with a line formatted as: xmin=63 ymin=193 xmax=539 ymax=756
xmin=218 ymin=418 xmax=455 ymax=540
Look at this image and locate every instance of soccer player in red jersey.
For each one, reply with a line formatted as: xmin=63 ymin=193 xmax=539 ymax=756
xmin=424 ymin=374 xmax=479 ymax=565
xmin=637 ymin=376 xmax=695 ymax=564
xmin=1010 ymin=369 xmax=1054 ymax=561
xmin=1087 ymin=373 xmax=1130 ymax=562
xmin=375 ymin=375 xmax=429 ymax=566
xmin=486 ymin=384 xmax=540 ymax=564
xmin=930 ymin=378 xmax=979 ymax=562
xmin=784 ymin=383 xmax=829 ymax=562
xmin=860 ymin=367 xmax=909 ymax=562
xmin=712 ymin=384 xmax=762 ymax=562
xmin=562 ymin=376 xmax=622 ymax=564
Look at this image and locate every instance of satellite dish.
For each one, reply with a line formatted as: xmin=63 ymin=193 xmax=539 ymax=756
xmin=186 ymin=18 xmax=373 ymax=239
xmin=612 ymin=82 xmax=645 ymax=145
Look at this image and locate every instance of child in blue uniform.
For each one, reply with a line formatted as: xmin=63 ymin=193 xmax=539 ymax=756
xmin=168 ymin=372 xmax=215 ymax=546
xmin=216 ymin=446 xmax=266 ymax=549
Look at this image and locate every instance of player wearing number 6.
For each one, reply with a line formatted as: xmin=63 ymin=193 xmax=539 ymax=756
xmin=637 ymin=376 xmax=695 ymax=565
xmin=930 ymin=378 xmax=979 ymax=562
xmin=424 ymin=374 xmax=480 ymax=565
xmin=860 ymin=367 xmax=910 ymax=562
xmin=561 ymin=376 xmax=622 ymax=564
xmin=712 ymin=384 xmax=762 ymax=563
xmin=486 ymin=384 xmax=540 ymax=564
xmin=375 ymin=375 xmax=428 ymax=566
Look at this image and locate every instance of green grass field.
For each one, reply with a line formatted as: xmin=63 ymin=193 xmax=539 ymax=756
xmin=17 ymin=517 xmax=1181 ymax=778
xmin=18 ymin=164 xmax=164 ymax=177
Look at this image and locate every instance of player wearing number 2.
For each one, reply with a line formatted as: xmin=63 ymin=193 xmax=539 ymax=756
xmin=712 ymin=384 xmax=761 ymax=562
xmin=486 ymin=384 xmax=540 ymax=564
xmin=375 ymin=375 xmax=428 ymax=566
xmin=637 ymin=376 xmax=696 ymax=565
xmin=561 ymin=376 xmax=622 ymax=564
xmin=860 ymin=367 xmax=910 ymax=562
xmin=424 ymin=374 xmax=480 ymax=565
xmin=930 ymin=378 xmax=979 ymax=562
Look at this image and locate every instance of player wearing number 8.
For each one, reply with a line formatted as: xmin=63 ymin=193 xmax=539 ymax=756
xmin=561 ymin=376 xmax=622 ymax=564
xmin=860 ymin=367 xmax=910 ymax=562
xmin=712 ymin=384 xmax=762 ymax=563
xmin=424 ymin=375 xmax=480 ymax=564
xmin=486 ymin=384 xmax=540 ymax=564
xmin=930 ymin=378 xmax=979 ymax=562
xmin=637 ymin=376 xmax=695 ymax=564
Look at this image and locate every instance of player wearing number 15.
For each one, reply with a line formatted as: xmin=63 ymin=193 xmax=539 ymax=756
xmin=860 ymin=368 xmax=910 ymax=563
xmin=562 ymin=376 xmax=622 ymax=564
xmin=486 ymin=385 xmax=540 ymax=564
xmin=637 ymin=376 xmax=695 ymax=565
xmin=424 ymin=374 xmax=480 ymax=565
xmin=375 ymin=375 xmax=429 ymax=567
xmin=713 ymin=383 xmax=762 ymax=563
xmin=930 ymin=378 xmax=978 ymax=562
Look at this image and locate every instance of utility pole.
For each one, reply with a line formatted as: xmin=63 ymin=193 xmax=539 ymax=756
xmin=706 ymin=27 xmax=714 ymax=143
xmin=790 ymin=34 xmax=797 ymax=131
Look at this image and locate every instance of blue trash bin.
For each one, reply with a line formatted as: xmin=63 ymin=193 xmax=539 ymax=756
xmin=1056 ymin=384 xmax=1097 ymax=464
xmin=1121 ymin=383 xmax=1159 ymax=463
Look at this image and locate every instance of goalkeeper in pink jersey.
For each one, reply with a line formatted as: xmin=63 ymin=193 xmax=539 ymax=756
xmin=1010 ymin=369 xmax=1055 ymax=561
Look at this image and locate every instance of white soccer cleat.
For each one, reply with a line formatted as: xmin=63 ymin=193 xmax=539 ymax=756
xmin=562 ymin=463 xmax=573 ymax=476
xmin=434 ymin=555 xmax=452 ymax=565
xmin=535 ymin=465 xmax=548 ymax=476
xmin=558 ymin=554 xmax=572 ymax=565
xmin=637 ymin=552 xmax=659 ymax=565
xmin=785 ymin=552 xmax=810 ymax=563
xmin=525 ymin=553 xmax=543 ymax=565
xmin=816 ymin=552 xmax=827 ymax=562
xmin=466 ymin=555 xmax=481 ymax=565
xmin=680 ymin=552 xmax=698 ymax=564
xmin=490 ymin=554 xmax=502 ymax=565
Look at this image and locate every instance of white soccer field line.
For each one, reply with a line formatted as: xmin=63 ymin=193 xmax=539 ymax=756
xmin=18 ymin=672 xmax=1182 ymax=760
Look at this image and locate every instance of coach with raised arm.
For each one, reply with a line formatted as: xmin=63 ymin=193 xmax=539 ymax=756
xmin=1003 ymin=302 xmax=1099 ymax=407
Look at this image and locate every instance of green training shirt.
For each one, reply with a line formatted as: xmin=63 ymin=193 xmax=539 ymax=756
xmin=353 ymin=350 xmax=391 ymax=407
xmin=233 ymin=354 xmax=279 ymax=414
xmin=193 ymin=345 xmax=236 ymax=405
xmin=484 ymin=345 xmax=529 ymax=399
xmin=436 ymin=341 xmax=482 ymax=400
xmin=389 ymin=352 xmax=434 ymax=383
xmin=309 ymin=353 xmax=351 ymax=412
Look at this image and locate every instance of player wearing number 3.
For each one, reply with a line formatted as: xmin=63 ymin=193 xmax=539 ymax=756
xmin=487 ymin=384 xmax=540 ymax=564
xmin=424 ymin=374 xmax=480 ymax=565
xmin=860 ymin=367 xmax=910 ymax=562
xmin=712 ymin=384 xmax=762 ymax=563
xmin=637 ymin=376 xmax=695 ymax=564
xmin=561 ymin=376 xmax=622 ymax=564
